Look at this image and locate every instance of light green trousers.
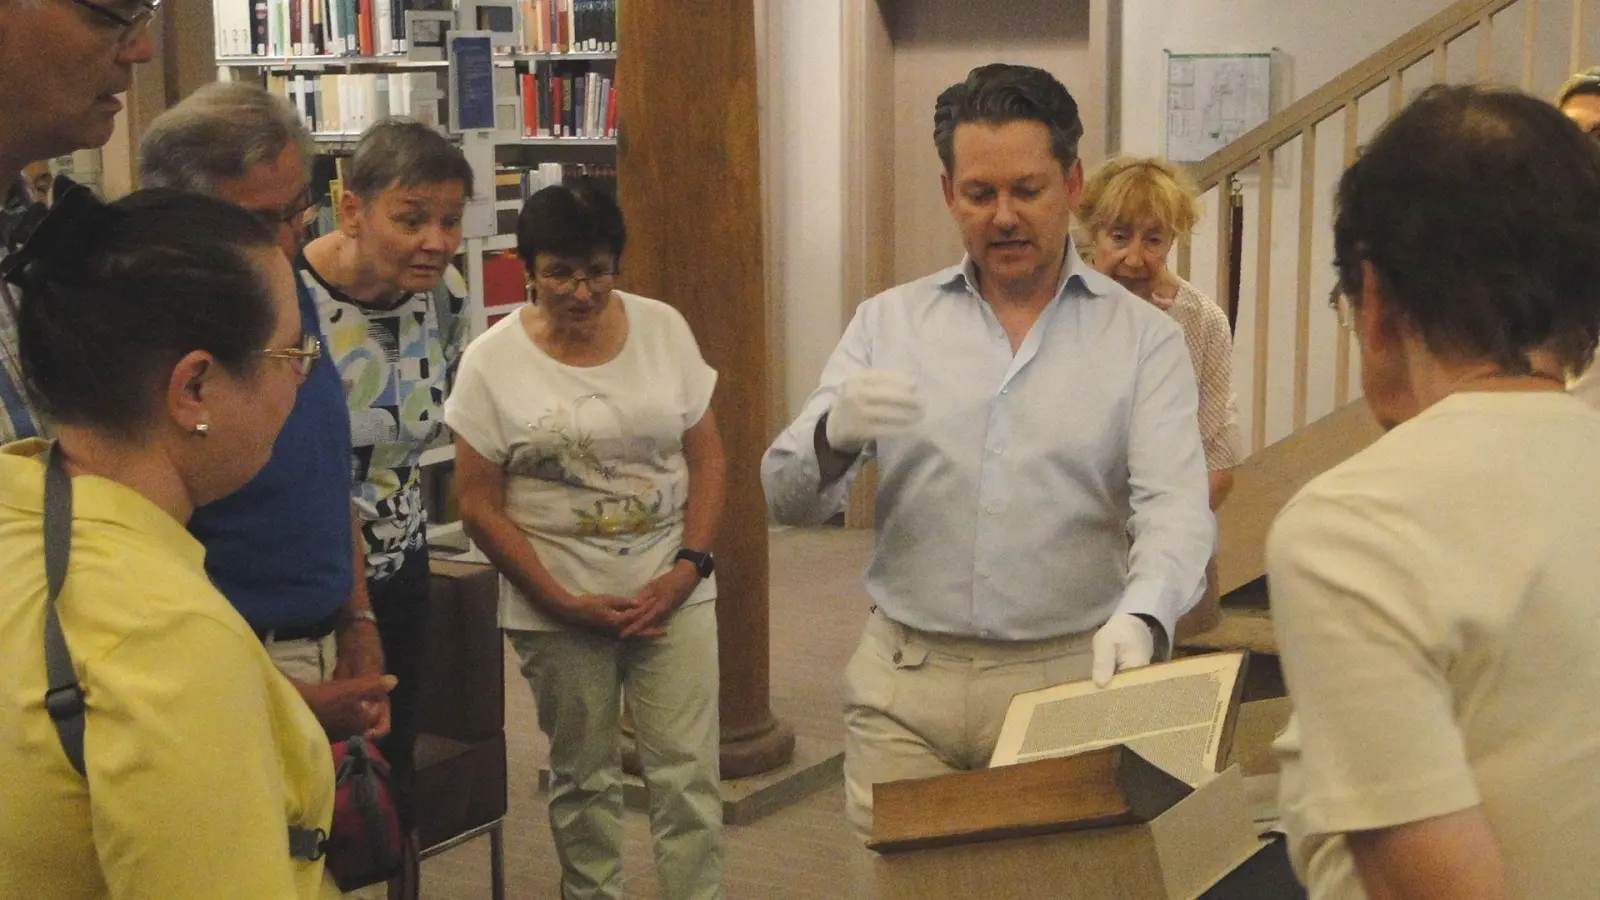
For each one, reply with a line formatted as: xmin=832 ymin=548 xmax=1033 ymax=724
xmin=509 ymin=600 xmax=724 ymax=900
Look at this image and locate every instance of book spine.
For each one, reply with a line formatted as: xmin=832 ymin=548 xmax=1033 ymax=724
xmin=520 ymin=73 xmax=536 ymax=138
xmin=561 ymin=71 xmax=573 ymax=137
xmin=357 ymin=0 xmax=373 ymax=56
xmin=538 ymin=63 xmax=551 ymax=136
xmin=251 ymin=0 xmax=268 ymax=54
xmin=573 ymin=70 xmax=585 ymax=137
xmin=392 ymin=0 xmax=406 ymax=52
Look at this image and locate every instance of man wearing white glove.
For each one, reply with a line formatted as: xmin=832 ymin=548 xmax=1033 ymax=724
xmin=761 ymin=64 xmax=1213 ymax=842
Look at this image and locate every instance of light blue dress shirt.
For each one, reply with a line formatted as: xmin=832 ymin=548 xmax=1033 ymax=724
xmin=762 ymin=247 xmax=1214 ymax=642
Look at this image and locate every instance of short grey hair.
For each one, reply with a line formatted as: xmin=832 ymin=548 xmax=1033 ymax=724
xmin=345 ymin=118 xmax=475 ymax=200
xmin=138 ymin=82 xmax=313 ymax=195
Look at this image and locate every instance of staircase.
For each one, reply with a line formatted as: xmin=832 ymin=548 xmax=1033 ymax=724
xmin=1178 ymin=0 xmax=1590 ymax=651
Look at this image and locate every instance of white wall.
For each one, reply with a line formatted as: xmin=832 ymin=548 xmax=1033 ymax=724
xmin=770 ymin=0 xmax=847 ymax=424
xmin=1117 ymin=0 xmax=1598 ymax=448
xmin=888 ymin=0 xmax=1096 ymax=282
xmin=1117 ymin=0 xmax=1455 ymax=158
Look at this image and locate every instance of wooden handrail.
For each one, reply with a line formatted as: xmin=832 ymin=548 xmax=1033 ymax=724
xmin=1189 ymin=0 xmax=1520 ymax=190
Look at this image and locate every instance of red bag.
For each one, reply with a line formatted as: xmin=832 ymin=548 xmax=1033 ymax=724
xmin=292 ymin=736 xmax=407 ymax=891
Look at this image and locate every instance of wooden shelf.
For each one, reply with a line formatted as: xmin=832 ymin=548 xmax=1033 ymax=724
xmin=498 ymin=136 xmax=616 ymax=146
xmin=218 ymin=51 xmax=615 ymax=69
xmin=505 ymin=51 xmax=617 ymax=62
xmin=217 ymin=54 xmax=448 ymax=69
xmin=310 ymin=133 xmax=365 ymax=147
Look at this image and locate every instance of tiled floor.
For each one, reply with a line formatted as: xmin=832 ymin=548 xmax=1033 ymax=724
xmin=418 ymin=527 xmax=876 ymax=899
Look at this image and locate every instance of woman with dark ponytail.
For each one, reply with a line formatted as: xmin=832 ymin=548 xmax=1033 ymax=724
xmin=0 ymin=180 xmax=340 ymax=899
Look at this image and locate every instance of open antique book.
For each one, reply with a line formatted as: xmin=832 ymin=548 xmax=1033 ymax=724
xmin=988 ymin=651 xmax=1249 ymax=787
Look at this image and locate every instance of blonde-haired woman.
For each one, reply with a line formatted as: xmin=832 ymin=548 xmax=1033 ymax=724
xmin=1080 ymin=156 xmax=1242 ymax=636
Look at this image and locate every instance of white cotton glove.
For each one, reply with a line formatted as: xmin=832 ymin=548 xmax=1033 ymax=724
xmin=823 ymin=370 xmax=925 ymax=454
xmin=1091 ymin=614 xmax=1156 ymax=688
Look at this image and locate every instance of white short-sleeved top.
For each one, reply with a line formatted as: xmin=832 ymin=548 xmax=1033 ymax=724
xmin=1268 ymin=392 xmax=1600 ymax=900
xmin=444 ymin=292 xmax=718 ymax=631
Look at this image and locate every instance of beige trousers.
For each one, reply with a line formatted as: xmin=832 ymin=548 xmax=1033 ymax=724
xmin=265 ymin=631 xmax=337 ymax=684
xmin=509 ymin=600 xmax=723 ymax=900
xmin=842 ymin=609 xmax=1096 ymax=841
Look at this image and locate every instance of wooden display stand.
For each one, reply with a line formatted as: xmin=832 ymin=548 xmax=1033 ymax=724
xmin=871 ymin=750 xmax=1264 ymax=900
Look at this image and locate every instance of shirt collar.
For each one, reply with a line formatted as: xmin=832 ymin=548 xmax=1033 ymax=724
xmin=942 ymin=237 xmax=1115 ymax=302
xmin=0 ymin=439 xmax=208 ymax=572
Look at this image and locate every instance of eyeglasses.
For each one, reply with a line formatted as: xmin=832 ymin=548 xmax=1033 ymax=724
xmin=248 ymin=191 xmax=324 ymax=232
xmin=62 ymin=0 xmax=161 ymax=47
xmin=262 ymin=333 xmax=323 ymax=377
xmin=537 ymin=269 xmax=616 ymax=295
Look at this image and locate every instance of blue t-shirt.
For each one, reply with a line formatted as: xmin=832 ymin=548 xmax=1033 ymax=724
xmin=189 ymin=278 xmax=354 ymax=631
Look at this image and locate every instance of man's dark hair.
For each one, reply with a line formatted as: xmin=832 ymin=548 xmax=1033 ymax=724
xmin=515 ymin=182 xmax=626 ymax=271
xmin=13 ymin=189 xmax=278 ymax=437
xmin=1333 ymin=84 xmax=1600 ymax=375
xmin=933 ymin=64 xmax=1084 ymax=175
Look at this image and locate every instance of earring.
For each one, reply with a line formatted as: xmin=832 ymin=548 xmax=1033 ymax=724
xmin=193 ymin=422 xmax=211 ymax=436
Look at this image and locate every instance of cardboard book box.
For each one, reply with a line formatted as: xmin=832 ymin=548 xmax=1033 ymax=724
xmin=870 ymin=652 xmax=1264 ymax=900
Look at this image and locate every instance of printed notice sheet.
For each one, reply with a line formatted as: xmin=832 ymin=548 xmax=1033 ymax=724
xmin=988 ymin=652 xmax=1247 ymax=787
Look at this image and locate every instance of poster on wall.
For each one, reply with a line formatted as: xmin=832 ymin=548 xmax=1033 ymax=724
xmin=1165 ymin=52 xmax=1273 ymax=164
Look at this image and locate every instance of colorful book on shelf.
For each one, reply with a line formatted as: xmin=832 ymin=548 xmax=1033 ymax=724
xmin=482 ymin=250 xmax=525 ymax=309
xmin=357 ymin=0 xmax=373 ymax=55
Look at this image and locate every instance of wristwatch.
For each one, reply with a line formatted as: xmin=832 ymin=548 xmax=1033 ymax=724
xmin=674 ymin=548 xmax=715 ymax=579
xmin=340 ymin=608 xmax=379 ymax=627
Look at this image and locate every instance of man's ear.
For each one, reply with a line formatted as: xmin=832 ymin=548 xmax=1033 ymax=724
xmin=1355 ymin=259 xmax=1405 ymax=348
xmin=1063 ymin=158 xmax=1084 ymax=211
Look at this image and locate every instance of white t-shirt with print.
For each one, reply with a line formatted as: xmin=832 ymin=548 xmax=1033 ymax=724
xmin=444 ymin=292 xmax=718 ymax=631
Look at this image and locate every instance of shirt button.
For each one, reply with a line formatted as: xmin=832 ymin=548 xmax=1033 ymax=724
xmin=990 ymin=447 xmax=1003 ymax=456
xmin=980 ymin=630 xmax=991 ymax=638
xmin=986 ymin=506 xmax=997 ymax=514
xmin=1000 ymin=388 xmax=1009 ymax=395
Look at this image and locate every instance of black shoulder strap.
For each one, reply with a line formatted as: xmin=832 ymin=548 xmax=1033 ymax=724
xmin=41 ymin=441 xmax=86 ymax=776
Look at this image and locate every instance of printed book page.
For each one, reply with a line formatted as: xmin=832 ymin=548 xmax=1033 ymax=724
xmin=988 ymin=652 xmax=1246 ymax=787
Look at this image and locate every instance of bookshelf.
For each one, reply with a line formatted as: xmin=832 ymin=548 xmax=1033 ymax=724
xmin=211 ymin=0 xmax=621 ymax=548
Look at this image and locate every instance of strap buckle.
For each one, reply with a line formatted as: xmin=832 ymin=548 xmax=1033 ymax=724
xmin=287 ymin=826 xmax=328 ymax=861
xmin=43 ymin=683 xmax=84 ymax=723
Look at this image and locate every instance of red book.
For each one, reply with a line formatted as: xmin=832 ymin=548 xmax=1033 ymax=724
xmin=483 ymin=251 xmax=526 ymax=308
xmin=357 ymin=0 xmax=374 ymax=56
xmin=604 ymin=84 xmax=617 ymax=136
xmin=520 ymin=73 xmax=536 ymax=137
xmin=551 ymin=75 xmax=563 ymax=137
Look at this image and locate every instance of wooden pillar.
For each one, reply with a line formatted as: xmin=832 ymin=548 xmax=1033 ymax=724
xmin=99 ymin=2 xmax=215 ymax=198
xmin=164 ymin=0 xmax=219 ymax=104
xmin=616 ymin=2 xmax=794 ymax=777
